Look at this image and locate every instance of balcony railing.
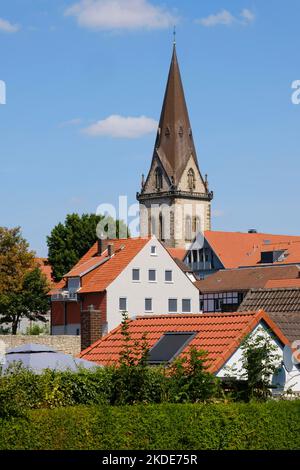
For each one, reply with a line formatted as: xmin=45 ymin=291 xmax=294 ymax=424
xmin=137 ymin=189 xmax=213 ymax=202
xmin=51 ymin=290 xmax=78 ymax=302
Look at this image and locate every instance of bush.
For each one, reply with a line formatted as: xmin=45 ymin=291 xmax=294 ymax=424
xmin=0 ymin=401 xmax=299 ymax=450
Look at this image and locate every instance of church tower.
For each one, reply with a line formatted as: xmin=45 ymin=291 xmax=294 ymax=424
xmin=137 ymin=44 xmax=213 ymax=248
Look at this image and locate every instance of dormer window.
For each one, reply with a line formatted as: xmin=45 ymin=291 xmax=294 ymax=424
xmin=155 ymin=167 xmax=163 ymax=190
xmin=165 ymin=126 xmax=170 ymax=137
xmin=179 ymin=126 xmax=183 ymax=137
xmin=187 ymin=168 xmax=195 ymax=191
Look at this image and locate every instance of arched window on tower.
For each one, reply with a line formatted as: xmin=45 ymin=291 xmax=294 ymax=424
xmin=159 ymin=213 xmax=165 ymax=241
xmin=151 ymin=216 xmax=157 ymax=237
xmin=192 ymin=216 xmax=201 ymax=235
xmin=155 ymin=167 xmax=163 ymax=191
xmin=187 ymin=168 xmax=195 ymax=191
xmin=185 ymin=215 xmax=192 ymax=242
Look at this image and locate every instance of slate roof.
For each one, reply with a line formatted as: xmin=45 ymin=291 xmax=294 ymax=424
xmin=239 ymin=288 xmax=300 ymax=313
xmin=80 ymin=311 xmax=289 ymax=373
xmin=151 ymin=45 xmax=203 ymax=185
xmin=238 ymin=288 xmax=300 ymax=342
xmin=195 ymin=265 xmax=300 ymax=294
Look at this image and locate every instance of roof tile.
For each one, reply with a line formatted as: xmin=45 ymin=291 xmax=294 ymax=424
xmin=80 ymin=311 xmax=289 ymax=372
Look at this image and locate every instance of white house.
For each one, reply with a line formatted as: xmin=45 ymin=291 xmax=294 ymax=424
xmin=51 ymin=236 xmax=200 ymax=349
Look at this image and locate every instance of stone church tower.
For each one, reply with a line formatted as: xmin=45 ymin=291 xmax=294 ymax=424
xmin=137 ymin=44 xmax=213 ymax=248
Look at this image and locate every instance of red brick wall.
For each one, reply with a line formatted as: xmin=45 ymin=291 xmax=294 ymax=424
xmin=51 ymin=301 xmax=80 ymax=326
xmin=81 ymin=292 xmax=107 ymax=323
xmin=51 ymin=292 xmax=107 ymax=327
xmin=51 ymin=302 xmax=64 ymax=326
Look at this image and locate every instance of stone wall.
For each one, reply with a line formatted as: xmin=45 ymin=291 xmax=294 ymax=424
xmin=0 ymin=335 xmax=81 ymax=356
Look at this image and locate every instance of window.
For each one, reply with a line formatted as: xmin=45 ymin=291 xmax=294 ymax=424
xmin=182 ymin=299 xmax=191 ymax=313
xmin=148 ymin=269 xmax=156 ymax=282
xmin=145 ymin=298 xmax=152 ymax=312
xmin=155 ymin=167 xmax=163 ymax=190
xmin=159 ymin=213 xmax=164 ymax=241
xmin=68 ymin=277 xmax=80 ymax=291
xmin=119 ymin=297 xmax=127 ymax=311
xmin=132 ymin=269 xmax=140 ymax=281
xmin=147 ymin=332 xmax=196 ymax=364
xmin=187 ymin=168 xmax=195 ymax=191
xmin=185 ymin=215 xmax=192 ymax=241
xmin=150 ymin=245 xmax=157 ymax=255
xmin=165 ymin=270 xmax=173 ymax=282
xmin=151 ymin=217 xmax=157 ymax=237
xmin=168 ymin=298 xmax=177 ymax=313
xmin=192 ymin=216 xmax=200 ymax=234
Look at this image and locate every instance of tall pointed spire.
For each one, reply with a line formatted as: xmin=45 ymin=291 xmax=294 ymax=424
xmin=154 ymin=44 xmax=200 ymax=185
xmin=137 ymin=43 xmax=213 ymax=248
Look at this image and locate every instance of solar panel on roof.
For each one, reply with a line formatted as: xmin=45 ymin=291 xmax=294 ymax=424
xmin=147 ymin=332 xmax=196 ymax=364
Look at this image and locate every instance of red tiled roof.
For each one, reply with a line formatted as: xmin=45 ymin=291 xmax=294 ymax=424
xmin=35 ymin=258 xmax=53 ymax=285
xmin=265 ymin=278 xmax=300 ymax=289
xmin=195 ymin=265 xmax=300 ymax=293
xmin=66 ymin=251 xmax=108 ymax=277
xmin=60 ymin=237 xmax=150 ymax=294
xmin=80 ymin=311 xmax=289 ymax=373
xmin=166 ymin=247 xmax=187 ymax=261
xmin=204 ymin=231 xmax=300 ymax=268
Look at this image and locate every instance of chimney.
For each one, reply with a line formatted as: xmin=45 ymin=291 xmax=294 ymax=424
xmin=80 ymin=306 xmax=102 ymax=350
xmin=97 ymin=238 xmax=109 ymax=256
xmin=107 ymin=243 xmax=114 ymax=257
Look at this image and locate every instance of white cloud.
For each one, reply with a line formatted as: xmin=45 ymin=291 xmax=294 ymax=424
xmin=83 ymin=114 xmax=158 ymax=138
xmin=240 ymin=8 xmax=255 ymax=24
xmin=0 ymin=17 xmax=19 ymax=33
xmin=59 ymin=118 xmax=82 ymax=128
xmin=65 ymin=0 xmax=178 ymax=31
xmin=197 ymin=10 xmax=235 ymax=27
xmin=196 ymin=8 xmax=255 ymax=27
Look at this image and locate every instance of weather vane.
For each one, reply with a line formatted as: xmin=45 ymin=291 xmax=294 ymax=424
xmin=173 ymin=26 xmax=176 ymax=46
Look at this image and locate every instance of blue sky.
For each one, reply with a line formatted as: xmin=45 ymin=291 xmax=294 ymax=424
xmin=0 ymin=0 xmax=300 ymax=256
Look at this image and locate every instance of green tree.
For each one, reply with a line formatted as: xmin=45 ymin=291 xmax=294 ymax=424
xmin=47 ymin=213 xmax=129 ymax=281
xmin=0 ymin=227 xmax=50 ymax=334
xmin=0 ymin=227 xmax=34 ymax=295
xmin=112 ymin=312 xmax=152 ymax=405
xmin=168 ymin=347 xmax=221 ymax=403
xmin=0 ymin=267 xmax=50 ymax=335
xmin=240 ymin=331 xmax=281 ymax=401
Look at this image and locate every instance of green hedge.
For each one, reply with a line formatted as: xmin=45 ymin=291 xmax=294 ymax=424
xmin=0 ymin=401 xmax=299 ymax=450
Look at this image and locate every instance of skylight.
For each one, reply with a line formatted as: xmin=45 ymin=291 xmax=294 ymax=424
xmin=147 ymin=332 xmax=196 ymax=364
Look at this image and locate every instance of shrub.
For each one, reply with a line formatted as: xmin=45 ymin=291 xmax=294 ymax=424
xmin=167 ymin=347 xmax=222 ymax=403
xmin=0 ymin=401 xmax=299 ymax=450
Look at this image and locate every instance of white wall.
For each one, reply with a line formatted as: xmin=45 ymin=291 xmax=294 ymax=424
xmin=106 ymin=236 xmax=200 ymax=331
xmin=216 ymin=322 xmax=300 ymax=394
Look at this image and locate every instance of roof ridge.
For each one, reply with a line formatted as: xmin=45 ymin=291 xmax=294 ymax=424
xmin=133 ymin=312 xmax=257 ymax=321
